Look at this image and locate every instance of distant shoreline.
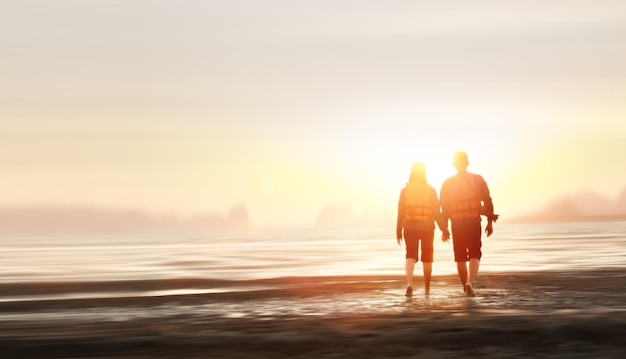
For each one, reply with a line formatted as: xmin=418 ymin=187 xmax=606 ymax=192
xmin=504 ymin=214 xmax=626 ymax=224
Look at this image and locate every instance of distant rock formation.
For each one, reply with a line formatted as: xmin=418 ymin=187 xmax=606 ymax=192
xmin=0 ymin=204 xmax=250 ymax=237
xmin=540 ymin=198 xmax=582 ymax=218
xmin=183 ymin=211 xmax=229 ymax=232
xmin=508 ymin=186 xmax=626 ymax=223
xmin=0 ymin=206 xmax=172 ymax=236
xmin=226 ymin=204 xmax=250 ymax=230
xmin=315 ymin=205 xmax=357 ymax=228
xmin=616 ymin=187 xmax=626 ymax=213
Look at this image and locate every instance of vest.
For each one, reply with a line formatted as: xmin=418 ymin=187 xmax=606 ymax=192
xmin=447 ymin=175 xmax=482 ymax=220
xmin=403 ymin=182 xmax=434 ymax=225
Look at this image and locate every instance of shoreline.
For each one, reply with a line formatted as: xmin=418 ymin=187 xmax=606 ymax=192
xmin=0 ymin=268 xmax=625 ymax=358
xmin=0 ymin=267 xmax=624 ymax=309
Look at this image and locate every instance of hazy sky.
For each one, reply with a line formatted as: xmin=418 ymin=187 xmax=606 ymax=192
xmin=2 ymin=0 xmax=626 ymax=228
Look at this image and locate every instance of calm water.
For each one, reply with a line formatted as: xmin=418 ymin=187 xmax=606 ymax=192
xmin=1 ymin=224 xmax=624 ymax=358
xmin=1 ymin=221 xmax=625 ymax=284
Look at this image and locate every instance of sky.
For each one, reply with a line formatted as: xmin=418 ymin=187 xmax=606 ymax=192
xmin=1 ymin=0 xmax=626 ymax=229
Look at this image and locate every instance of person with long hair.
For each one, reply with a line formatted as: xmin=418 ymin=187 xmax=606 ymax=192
xmin=396 ymin=162 xmax=450 ymax=296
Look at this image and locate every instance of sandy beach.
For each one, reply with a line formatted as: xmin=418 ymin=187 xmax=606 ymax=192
xmin=0 ymin=268 xmax=624 ymax=358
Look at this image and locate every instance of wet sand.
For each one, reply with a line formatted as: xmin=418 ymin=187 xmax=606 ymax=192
xmin=0 ymin=269 xmax=624 ymax=358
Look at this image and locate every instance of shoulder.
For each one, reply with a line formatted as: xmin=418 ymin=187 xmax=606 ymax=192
xmin=441 ymin=175 xmax=457 ymax=187
xmin=471 ymin=173 xmax=487 ymax=184
xmin=442 ymin=176 xmax=454 ymax=184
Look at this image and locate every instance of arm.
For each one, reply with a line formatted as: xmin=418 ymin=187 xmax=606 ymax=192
xmin=396 ymin=188 xmax=405 ymax=244
xmin=439 ymin=181 xmax=451 ymax=225
xmin=436 ymin=184 xmax=451 ymax=242
xmin=430 ymin=188 xmax=449 ymax=238
xmin=476 ymin=175 xmax=498 ymax=236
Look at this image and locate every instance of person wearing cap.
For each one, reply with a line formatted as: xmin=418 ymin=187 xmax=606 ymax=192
xmin=396 ymin=162 xmax=450 ymax=297
xmin=439 ymin=152 xmax=498 ymax=297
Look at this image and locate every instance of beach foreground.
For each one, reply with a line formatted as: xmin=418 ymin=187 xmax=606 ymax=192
xmin=0 ymin=269 xmax=624 ymax=358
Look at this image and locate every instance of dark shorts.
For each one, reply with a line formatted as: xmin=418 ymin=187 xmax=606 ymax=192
xmin=451 ymin=220 xmax=482 ymax=262
xmin=403 ymin=228 xmax=434 ymax=262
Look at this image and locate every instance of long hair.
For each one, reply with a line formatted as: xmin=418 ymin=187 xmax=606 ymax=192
xmin=408 ymin=162 xmax=427 ymax=184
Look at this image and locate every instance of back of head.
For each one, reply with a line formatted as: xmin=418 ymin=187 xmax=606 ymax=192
xmin=453 ymin=151 xmax=469 ymax=170
xmin=409 ymin=162 xmax=427 ymax=183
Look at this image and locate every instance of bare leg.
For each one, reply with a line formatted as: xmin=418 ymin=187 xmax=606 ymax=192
xmin=405 ymin=258 xmax=416 ymax=288
xmin=468 ymin=258 xmax=480 ymax=285
xmin=456 ymin=261 xmax=468 ymax=290
xmin=423 ymin=262 xmax=432 ymax=295
xmin=460 ymin=258 xmax=480 ymax=297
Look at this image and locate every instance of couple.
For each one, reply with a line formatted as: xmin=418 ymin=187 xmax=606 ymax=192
xmin=396 ymin=151 xmax=499 ymax=297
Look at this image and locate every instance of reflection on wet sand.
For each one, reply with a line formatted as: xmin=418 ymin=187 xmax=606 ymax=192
xmin=0 ymin=269 xmax=624 ymax=358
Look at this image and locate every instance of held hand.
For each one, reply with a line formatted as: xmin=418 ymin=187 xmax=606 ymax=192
xmin=485 ymin=222 xmax=494 ymax=237
xmin=441 ymin=231 xmax=450 ymax=243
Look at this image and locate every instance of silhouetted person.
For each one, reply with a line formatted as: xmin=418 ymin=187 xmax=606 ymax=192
xmin=397 ymin=162 xmax=450 ymax=297
xmin=440 ymin=152 xmax=498 ymax=297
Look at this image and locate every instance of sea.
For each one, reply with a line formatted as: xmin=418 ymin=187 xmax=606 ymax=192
xmin=0 ymin=220 xmax=625 ymax=333
xmin=1 ymin=221 xmax=625 ymax=358
xmin=1 ymin=221 xmax=624 ymax=291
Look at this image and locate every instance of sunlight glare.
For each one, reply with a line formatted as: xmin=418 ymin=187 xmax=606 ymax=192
xmin=347 ymin=106 xmax=497 ymax=192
